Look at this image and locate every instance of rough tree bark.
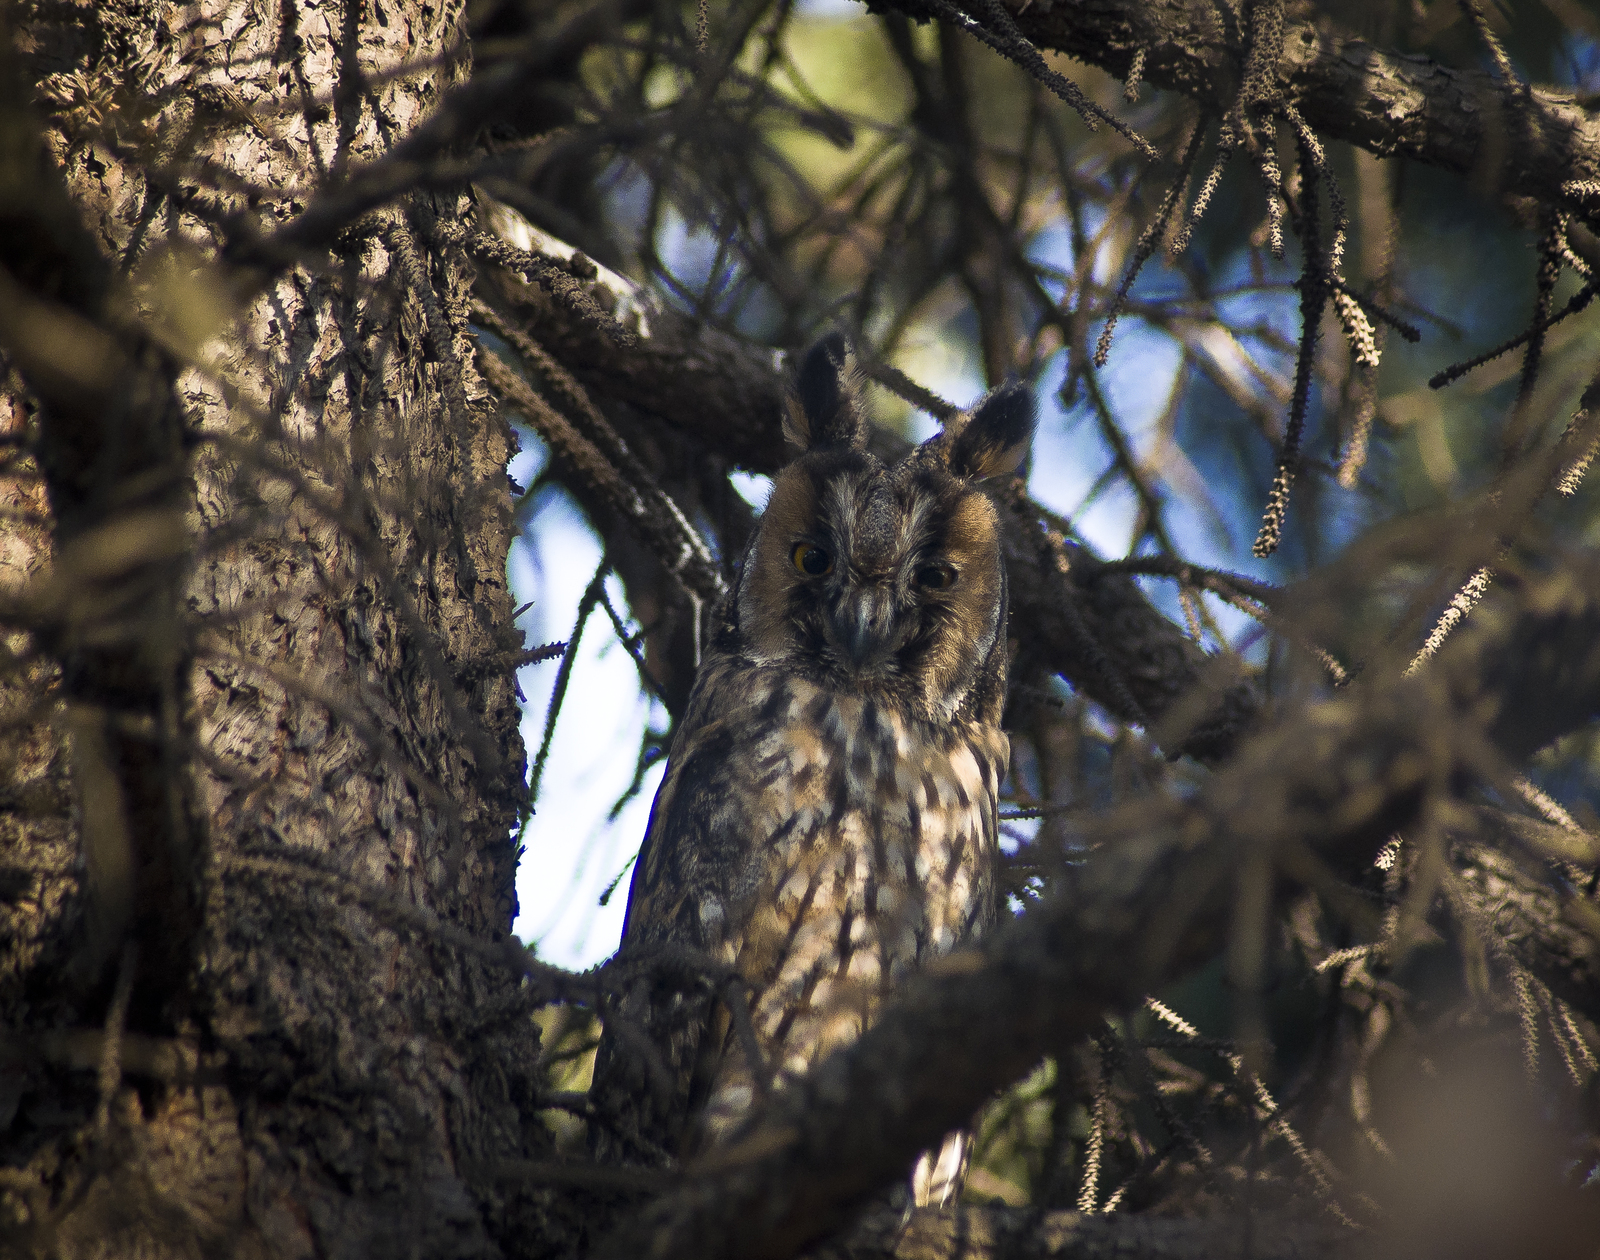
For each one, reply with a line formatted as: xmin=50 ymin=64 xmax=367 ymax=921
xmin=0 ymin=1 xmax=554 ymax=1256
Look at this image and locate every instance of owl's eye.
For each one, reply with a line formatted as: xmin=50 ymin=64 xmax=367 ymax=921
xmin=791 ymin=543 xmax=833 ymax=577
xmin=915 ymin=563 xmax=958 ymax=591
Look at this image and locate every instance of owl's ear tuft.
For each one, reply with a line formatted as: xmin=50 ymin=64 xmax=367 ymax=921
xmin=948 ymin=383 xmax=1035 ymax=480
xmin=784 ymin=333 xmax=868 ymax=455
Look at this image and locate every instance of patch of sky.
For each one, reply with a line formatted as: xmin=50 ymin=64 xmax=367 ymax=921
xmin=1023 ymin=220 xmax=1080 ymax=307
xmin=507 ymin=421 xmax=548 ymax=502
xmin=897 ymin=328 xmax=985 ymax=442
xmin=1166 ymin=248 xmax=1380 ymax=585
xmin=654 ymin=206 xmax=734 ymax=311
xmin=1307 ymin=461 xmax=1377 ymax=557
xmin=998 ymin=820 xmax=1037 ymax=856
xmin=1174 ymin=367 xmax=1287 ymax=563
xmin=509 ymin=485 xmax=665 ymax=970
xmin=1030 ymin=295 xmax=1287 ymax=656
xmin=602 ymin=160 xmax=780 ymax=334
xmin=729 ymin=470 xmax=773 ymax=510
xmin=1027 ymin=331 xmax=1180 ymax=559
xmin=1194 ymin=244 xmax=1300 ymax=382
xmin=1024 ymin=206 xmax=1312 ymax=593
xmin=600 ymin=159 xmax=652 ymax=250
xmin=1555 ymin=29 xmax=1600 ymax=92
xmin=795 ymin=0 xmax=865 ymax=20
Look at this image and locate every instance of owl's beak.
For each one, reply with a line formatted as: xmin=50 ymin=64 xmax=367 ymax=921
xmin=832 ymin=589 xmax=897 ymax=669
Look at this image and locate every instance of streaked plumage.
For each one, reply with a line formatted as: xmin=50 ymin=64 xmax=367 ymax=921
xmin=591 ymin=335 xmax=1033 ymax=1205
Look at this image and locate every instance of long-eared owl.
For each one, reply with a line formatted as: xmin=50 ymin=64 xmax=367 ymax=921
xmin=591 ymin=335 xmax=1033 ymax=1206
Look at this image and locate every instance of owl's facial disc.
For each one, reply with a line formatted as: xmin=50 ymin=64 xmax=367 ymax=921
xmin=739 ymin=452 xmax=1004 ymax=717
xmin=737 ymin=335 xmax=1029 ymax=718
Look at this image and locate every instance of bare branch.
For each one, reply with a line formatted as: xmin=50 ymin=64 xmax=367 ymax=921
xmin=988 ymin=0 xmax=1600 ymax=211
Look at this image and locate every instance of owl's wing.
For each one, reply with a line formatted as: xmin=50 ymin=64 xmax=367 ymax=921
xmin=621 ymin=718 xmax=754 ymax=950
xmin=590 ymin=664 xmax=765 ymax=1164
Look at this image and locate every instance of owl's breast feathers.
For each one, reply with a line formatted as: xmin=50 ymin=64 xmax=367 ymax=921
xmin=605 ymin=651 xmax=1007 ymax=1157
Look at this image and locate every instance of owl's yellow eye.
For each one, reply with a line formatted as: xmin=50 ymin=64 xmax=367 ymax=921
xmin=915 ymin=563 xmax=957 ymax=590
xmin=791 ymin=543 xmax=833 ymax=576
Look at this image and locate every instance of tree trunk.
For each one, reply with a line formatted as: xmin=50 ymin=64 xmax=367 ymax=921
xmin=0 ymin=2 xmax=553 ymax=1256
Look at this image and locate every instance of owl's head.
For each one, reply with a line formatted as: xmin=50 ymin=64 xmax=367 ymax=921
xmin=728 ymin=334 xmax=1034 ymax=722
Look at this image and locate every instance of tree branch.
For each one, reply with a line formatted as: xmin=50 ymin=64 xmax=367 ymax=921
xmin=969 ymin=0 xmax=1600 ymax=213
xmin=841 ymin=1204 xmax=1348 ymax=1260
xmin=596 ymin=559 xmax=1600 ymax=1260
